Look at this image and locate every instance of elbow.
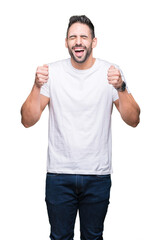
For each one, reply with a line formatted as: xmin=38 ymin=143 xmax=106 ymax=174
xmin=20 ymin=109 xmax=41 ymax=128
xmin=131 ymin=120 xmax=140 ymax=128
xmin=131 ymin=116 xmax=140 ymax=128
xmin=20 ymin=108 xmax=30 ymax=128
xmin=22 ymin=123 xmax=30 ymax=128
xmin=21 ymin=116 xmax=40 ymax=128
xmin=120 ymin=103 xmax=141 ymax=128
xmin=21 ymin=118 xmax=31 ymax=128
xmin=132 ymin=109 xmax=141 ymax=127
xmin=127 ymin=107 xmax=141 ymax=128
xmin=123 ymin=113 xmax=140 ymax=128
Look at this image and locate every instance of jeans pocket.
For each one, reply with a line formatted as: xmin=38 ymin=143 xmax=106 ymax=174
xmin=96 ymin=174 xmax=111 ymax=181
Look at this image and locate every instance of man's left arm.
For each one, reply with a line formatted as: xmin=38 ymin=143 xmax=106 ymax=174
xmin=108 ymin=65 xmax=140 ymax=127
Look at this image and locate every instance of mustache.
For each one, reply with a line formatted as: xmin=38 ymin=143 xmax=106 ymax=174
xmin=72 ymin=44 xmax=86 ymax=50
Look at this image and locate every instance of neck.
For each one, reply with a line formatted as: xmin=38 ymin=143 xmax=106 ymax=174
xmin=71 ymin=55 xmax=96 ymax=70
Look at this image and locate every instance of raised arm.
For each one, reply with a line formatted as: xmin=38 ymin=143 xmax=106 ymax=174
xmin=113 ymin=91 xmax=140 ymax=127
xmin=21 ymin=65 xmax=50 ymax=128
xmin=108 ymin=65 xmax=140 ymax=127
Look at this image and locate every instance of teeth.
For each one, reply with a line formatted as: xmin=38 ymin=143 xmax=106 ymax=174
xmin=75 ymin=49 xmax=84 ymax=52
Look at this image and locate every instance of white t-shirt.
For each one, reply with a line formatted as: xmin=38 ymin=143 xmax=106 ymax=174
xmin=40 ymin=58 xmax=128 ymax=175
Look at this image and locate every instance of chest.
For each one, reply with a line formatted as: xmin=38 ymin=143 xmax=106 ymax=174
xmin=49 ymin=69 xmax=112 ymax=112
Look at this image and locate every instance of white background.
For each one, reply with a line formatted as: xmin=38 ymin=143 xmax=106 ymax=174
xmin=0 ymin=0 xmax=161 ymax=239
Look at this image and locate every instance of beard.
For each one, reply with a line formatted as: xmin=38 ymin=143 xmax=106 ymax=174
xmin=67 ymin=43 xmax=93 ymax=64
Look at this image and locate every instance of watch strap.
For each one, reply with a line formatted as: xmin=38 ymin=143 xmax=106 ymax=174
xmin=116 ymin=81 xmax=126 ymax=92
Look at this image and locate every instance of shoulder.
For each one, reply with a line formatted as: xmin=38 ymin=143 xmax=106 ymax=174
xmin=48 ymin=59 xmax=69 ymax=69
xmin=47 ymin=59 xmax=70 ymax=81
xmin=96 ymin=58 xmax=118 ymax=69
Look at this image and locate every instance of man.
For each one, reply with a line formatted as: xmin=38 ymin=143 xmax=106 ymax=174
xmin=21 ymin=15 xmax=140 ymax=240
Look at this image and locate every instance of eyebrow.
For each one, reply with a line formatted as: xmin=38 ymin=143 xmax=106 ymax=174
xmin=69 ymin=35 xmax=76 ymax=38
xmin=81 ymin=35 xmax=88 ymax=38
xmin=68 ymin=34 xmax=88 ymax=39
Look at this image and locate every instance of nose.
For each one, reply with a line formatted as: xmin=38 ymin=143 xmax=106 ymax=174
xmin=75 ymin=36 xmax=82 ymax=45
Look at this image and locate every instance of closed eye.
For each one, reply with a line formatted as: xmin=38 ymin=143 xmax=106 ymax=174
xmin=68 ymin=35 xmax=88 ymax=40
xmin=69 ymin=35 xmax=76 ymax=39
xmin=81 ymin=35 xmax=88 ymax=39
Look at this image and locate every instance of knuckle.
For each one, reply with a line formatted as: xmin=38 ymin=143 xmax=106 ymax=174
xmin=37 ymin=66 xmax=41 ymax=72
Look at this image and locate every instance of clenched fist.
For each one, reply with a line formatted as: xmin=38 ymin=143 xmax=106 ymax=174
xmin=107 ymin=65 xmax=123 ymax=90
xmin=35 ymin=64 xmax=49 ymax=88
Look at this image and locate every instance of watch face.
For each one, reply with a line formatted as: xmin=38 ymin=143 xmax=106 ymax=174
xmin=116 ymin=81 xmax=126 ymax=92
xmin=122 ymin=81 xmax=126 ymax=91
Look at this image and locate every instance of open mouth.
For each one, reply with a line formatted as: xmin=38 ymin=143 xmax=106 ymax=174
xmin=74 ymin=48 xmax=85 ymax=57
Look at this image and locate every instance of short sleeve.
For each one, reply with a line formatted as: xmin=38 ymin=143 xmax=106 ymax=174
xmin=40 ymin=64 xmax=50 ymax=98
xmin=112 ymin=65 xmax=130 ymax=102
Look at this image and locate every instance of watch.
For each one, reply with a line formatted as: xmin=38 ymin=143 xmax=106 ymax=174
xmin=116 ymin=81 xmax=126 ymax=92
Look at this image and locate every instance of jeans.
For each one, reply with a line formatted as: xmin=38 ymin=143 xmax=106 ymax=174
xmin=45 ymin=173 xmax=112 ymax=240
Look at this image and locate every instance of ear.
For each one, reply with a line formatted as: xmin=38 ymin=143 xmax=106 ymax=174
xmin=65 ymin=38 xmax=68 ymax=48
xmin=92 ymin=38 xmax=97 ymax=49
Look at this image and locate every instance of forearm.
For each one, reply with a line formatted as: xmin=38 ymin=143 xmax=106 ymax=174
xmin=118 ymin=90 xmax=140 ymax=127
xmin=21 ymin=84 xmax=42 ymax=128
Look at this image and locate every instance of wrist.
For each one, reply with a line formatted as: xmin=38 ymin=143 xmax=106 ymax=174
xmin=34 ymin=82 xmax=41 ymax=90
xmin=116 ymin=81 xmax=126 ymax=92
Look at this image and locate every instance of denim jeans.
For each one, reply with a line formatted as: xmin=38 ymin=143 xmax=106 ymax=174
xmin=45 ymin=173 xmax=112 ymax=240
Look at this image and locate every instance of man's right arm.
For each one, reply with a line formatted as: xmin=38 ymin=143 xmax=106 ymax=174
xmin=21 ymin=64 xmax=50 ymax=128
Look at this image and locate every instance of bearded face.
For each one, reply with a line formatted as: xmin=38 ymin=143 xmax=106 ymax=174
xmin=67 ymin=43 xmax=93 ymax=64
xmin=65 ymin=23 xmax=97 ymax=65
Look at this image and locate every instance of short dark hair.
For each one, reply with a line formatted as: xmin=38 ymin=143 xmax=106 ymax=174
xmin=66 ymin=15 xmax=95 ymax=39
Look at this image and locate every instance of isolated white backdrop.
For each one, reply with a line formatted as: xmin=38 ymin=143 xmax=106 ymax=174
xmin=0 ymin=0 xmax=161 ymax=239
